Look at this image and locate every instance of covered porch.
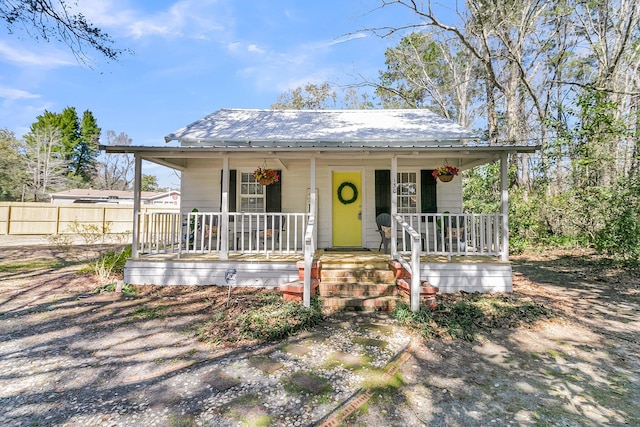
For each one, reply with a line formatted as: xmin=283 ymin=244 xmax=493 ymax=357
xmin=102 ymin=108 xmax=538 ymax=312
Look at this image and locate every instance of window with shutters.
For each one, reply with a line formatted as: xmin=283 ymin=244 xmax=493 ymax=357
xmin=397 ymin=172 xmax=417 ymax=214
xmin=376 ymin=169 xmax=436 ymax=218
xmin=239 ymin=172 xmax=265 ymax=212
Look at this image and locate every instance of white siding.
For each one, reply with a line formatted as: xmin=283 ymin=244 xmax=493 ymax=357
xmin=181 ymin=158 xmax=221 ymax=213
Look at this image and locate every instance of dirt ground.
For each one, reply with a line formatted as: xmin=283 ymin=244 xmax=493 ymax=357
xmin=355 ymin=250 xmax=640 ymax=426
xmin=1 ymin=242 xmax=639 ymax=426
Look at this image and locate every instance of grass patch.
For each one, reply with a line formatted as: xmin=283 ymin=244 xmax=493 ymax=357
xmin=80 ymin=245 xmax=131 ymax=280
xmin=167 ymin=413 xmax=197 ymax=427
xmin=195 ymin=291 xmax=324 ymax=345
xmin=0 ymin=259 xmax=66 ymax=272
xmin=393 ymin=292 xmax=552 ymax=341
xmin=92 ymin=282 xmax=137 ymax=296
xmin=361 ymin=370 xmax=404 ymax=393
xmin=237 ymin=294 xmax=324 ymax=341
xmin=133 ymin=304 xmax=166 ymax=320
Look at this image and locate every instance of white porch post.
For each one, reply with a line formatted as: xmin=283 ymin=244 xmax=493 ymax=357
xmin=131 ymin=154 xmax=142 ymax=258
xmin=220 ymin=156 xmax=230 ymax=259
xmin=391 ymin=155 xmax=398 ymax=258
xmin=303 ymin=156 xmax=316 ymax=308
xmin=500 ymin=152 xmax=509 ymax=262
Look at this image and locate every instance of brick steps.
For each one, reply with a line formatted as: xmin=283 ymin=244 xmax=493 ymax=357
xmin=318 ymin=283 xmax=396 ymax=298
xmin=320 ymin=268 xmax=396 ymax=284
xmin=321 ymin=296 xmax=398 ymax=312
xmin=396 ymin=278 xmax=439 ymax=309
xmin=319 ymin=260 xmax=398 ymax=311
xmin=279 ymin=258 xmax=439 ymax=311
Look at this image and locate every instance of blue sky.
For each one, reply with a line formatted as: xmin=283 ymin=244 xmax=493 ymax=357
xmin=0 ymin=0 xmax=432 ymax=189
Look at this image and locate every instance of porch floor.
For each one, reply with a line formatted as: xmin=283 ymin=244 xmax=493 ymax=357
xmin=137 ymin=249 xmax=506 ymax=265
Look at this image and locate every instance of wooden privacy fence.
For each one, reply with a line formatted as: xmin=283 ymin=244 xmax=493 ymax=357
xmin=0 ymin=202 xmax=179 ymax=235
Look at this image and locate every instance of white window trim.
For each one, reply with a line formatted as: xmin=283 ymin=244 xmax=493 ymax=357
xmin=239 ymin=171 xmax=266 ymax=212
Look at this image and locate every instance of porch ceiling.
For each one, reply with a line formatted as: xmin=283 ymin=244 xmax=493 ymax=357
xmin=100 ymin=144 xmax=536 ymax=171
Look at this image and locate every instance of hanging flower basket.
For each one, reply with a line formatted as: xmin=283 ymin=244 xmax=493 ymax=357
xmin=253 ymin=167 xmax=279 ymax=186
xmin=432 ymin=165 xmax=460 ymax=182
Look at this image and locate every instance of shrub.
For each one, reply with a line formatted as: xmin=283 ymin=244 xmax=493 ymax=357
xmin=85 ymin=245 xmax=132 ymax=281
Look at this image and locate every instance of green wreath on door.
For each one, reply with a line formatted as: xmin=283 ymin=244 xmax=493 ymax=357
xmin=337 ymin=182 xmax=358 ymax=205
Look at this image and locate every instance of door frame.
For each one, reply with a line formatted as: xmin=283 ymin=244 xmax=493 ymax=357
xmin=330 ymin=167 xmax=365 ymax=248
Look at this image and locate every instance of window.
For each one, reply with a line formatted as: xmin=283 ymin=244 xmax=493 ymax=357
xmin=239 ymin=172 xmax=265 ymax=212
xmin=375 ymin=169 xmax=435 ymax=217
xmin=397 ymin=172 xmax=417 ymax=213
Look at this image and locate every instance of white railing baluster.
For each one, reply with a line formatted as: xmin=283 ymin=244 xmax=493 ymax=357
xmin=397 ymin=213 xmax=506 ymax=258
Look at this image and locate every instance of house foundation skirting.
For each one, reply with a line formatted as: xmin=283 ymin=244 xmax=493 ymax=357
xmin=123 ymin=258 xmax=512 ymax=294
xmin=420 ymin=262 xmax=512 ymax=293
xmin=124 ymin=259 xmax=299 ymax=287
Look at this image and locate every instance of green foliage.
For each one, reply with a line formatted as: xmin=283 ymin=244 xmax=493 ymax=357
xmin=393 ymin=293 xmax=550 ymax=341
xmin=196 ymin=294 xmax=324 ymax=345
xmin=237 ymin=296 xmax=324 ymax=341
xmin=133 ymin=304 xmax=166 ymax=320
xmin=74 ymin=110 xmax=101 ymax=182
xmin=572 ymin=90 xmax=627 ymax=187
xmin=27 ymin=107 xmax=101 ymax=184
xmin=378 ymin=32 xmax=447 ymax=109
xmin=92 ymin=281 xmax=136 ymax=296
xmin=86 ymin=245 xmax=132 ymax=280
xmin=594 ymin=175 xmax=640 ymax=261
xmin=141 ymin=174 xmax=163 ymax=191
xmin=0 ymin=129 xmax=27 ymax=200
xmin=462 ymin=163 xmax=501 ymax=213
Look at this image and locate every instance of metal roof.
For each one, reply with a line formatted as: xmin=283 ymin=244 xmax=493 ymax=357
xmin=165 ymin=108 xmax=478 ymax=147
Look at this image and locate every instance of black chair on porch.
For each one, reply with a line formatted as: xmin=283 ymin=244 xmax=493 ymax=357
xmin=376 ymin=213 xmax=392 ymax=254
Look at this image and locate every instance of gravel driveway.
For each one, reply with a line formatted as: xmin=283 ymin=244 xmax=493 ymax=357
xmin=1 ymin=242 xmax=638 ymax=426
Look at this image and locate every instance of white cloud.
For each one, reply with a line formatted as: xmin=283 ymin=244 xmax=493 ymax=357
xmin=0 ymin=86 xmax=39 ymax=101
xmin=247 ymin=44 xmax=266 ymax=54
xmin=83 ymin=0 xmax=231 ymax=40
xmin=0 ymin=41 xmax=74 ymax=68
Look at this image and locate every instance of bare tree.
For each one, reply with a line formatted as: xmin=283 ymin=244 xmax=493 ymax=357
xmin=93 ymin=131 xmax=134 ymax=190
xmin=0 ymin=0 xmax=128 ymax=63
xmin=23 ymin=126 xmax=67 ymax=201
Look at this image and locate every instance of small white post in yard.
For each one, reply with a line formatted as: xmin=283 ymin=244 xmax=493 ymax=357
xmin=225 ymin=267 xmax=237 ymax=307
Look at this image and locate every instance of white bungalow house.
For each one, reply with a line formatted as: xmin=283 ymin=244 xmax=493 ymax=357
xmin=102 ymin=109 xmax=538 ymax=311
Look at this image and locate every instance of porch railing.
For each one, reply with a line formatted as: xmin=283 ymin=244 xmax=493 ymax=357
xmin=135 ymin=211 xmax=505 ymax=258
xmin=135 ymin=211 xmax=309 ymax=256
xmin=393 ymin=214 xmax=422 ymax=312
xmin=397 ymin=213 xmax=505 ymax=258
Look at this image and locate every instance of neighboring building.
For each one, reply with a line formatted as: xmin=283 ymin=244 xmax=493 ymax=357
xmin=50 ymin=189 xmax=180 ymax=206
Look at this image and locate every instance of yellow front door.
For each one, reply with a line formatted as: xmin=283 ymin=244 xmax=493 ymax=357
xmin=332 ymin=171 xmax=362 ymax=247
